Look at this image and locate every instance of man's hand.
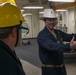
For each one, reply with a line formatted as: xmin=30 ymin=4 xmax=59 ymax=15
xmin=70 ymin=36 xmax=76 ymax=50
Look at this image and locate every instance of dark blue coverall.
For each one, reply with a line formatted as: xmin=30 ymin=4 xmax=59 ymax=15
xmin=0 ymin=40 xmax=26 ymax=75
xmin=37 ymin=27 xmax=76 ymax=75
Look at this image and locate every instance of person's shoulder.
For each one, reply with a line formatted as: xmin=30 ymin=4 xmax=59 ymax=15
xmin=37 ymin=29 xmax=44 ymax=37
xmin=37 ymin=28 xmax=47 ymax=39
xmin=38 ymin=28 xmax=46 ymax=34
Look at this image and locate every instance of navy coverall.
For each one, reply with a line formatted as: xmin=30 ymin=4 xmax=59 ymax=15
xmin=37 ymin=27 xmax=76 ymax=75
xmin=0 ymin=40 xmax=26 ymax=75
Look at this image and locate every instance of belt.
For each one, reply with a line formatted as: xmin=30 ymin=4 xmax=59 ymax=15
xmin=42 ymin=64 xmax=63 ymax=68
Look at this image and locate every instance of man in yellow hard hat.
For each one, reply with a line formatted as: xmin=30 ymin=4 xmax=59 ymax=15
xmin=0 ymin=2 xmax=29 ymax=75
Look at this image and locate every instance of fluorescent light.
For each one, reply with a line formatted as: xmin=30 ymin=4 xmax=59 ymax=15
xmin=56 ymin=9 xmax=67 ymax=11
xmin=48 ymin=0 xmax=75 ymax=2
xmin=21 ymin=10 xmax=24 ymax=12
xmin=23 ymin=13 xmax=32 ymax=16
xmin=39 ymin=12 xmax=44 ymax=14
xmin=23 ymin=6 xmax=43 ymax=9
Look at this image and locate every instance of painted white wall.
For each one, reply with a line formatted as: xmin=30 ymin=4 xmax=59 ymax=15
xmin=68 ymin=7 xmax=74 ymax=33
xmin=74 ymin=6 xmax=76 ymax=33
xmin=31 ymin=10 xmax=39 ymax=38
xmin=39 ymin=14 xmax=45 ymax=31
xmin=25 ymin=15 xmax=32 ymax=38
xmin=62 ymin=11 xmax=69 ymax=33
xmin=65 ymin=11 xmax=69 ymax=32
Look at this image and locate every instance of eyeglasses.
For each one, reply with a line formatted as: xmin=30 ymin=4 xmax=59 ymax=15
xmin=16 ymin=25 xmax=29 ymax=35
xmin=46 ymin=18 xmax=56 ymax=22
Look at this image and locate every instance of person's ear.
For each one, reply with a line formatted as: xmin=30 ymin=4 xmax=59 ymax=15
xmin=11 ymin=28 xmax=17 ymax=38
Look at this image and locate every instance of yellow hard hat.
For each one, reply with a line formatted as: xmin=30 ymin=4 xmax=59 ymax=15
xmin=0 ymin=0 xmax=16 ymax=4
xmin=0 ymin=2 xmax=26 ymax=28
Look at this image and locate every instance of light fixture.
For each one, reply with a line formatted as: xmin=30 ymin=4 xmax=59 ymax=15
xmin=39 ymin=12 xmax=44 ymax=14
xmin=56 ymin=9 xmax=67 ymax=11
xmin=23 ymin=6 xmax=43 ymax=9
xmin=48 ymin=0 xmax=75 ymax=2
xmin=23 ymin=13 xmax=32 ymax=16
xmin=21 ymin=10 xmax=24 ymax=12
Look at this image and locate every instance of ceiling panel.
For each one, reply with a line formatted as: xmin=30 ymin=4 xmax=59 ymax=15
xmin=15 ymin=0 xmax=49 ymax=9
xmin=15 ymin=0 xmax=69 ymax=12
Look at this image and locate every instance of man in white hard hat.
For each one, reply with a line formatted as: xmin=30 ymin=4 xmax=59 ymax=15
xmin=37 ymin=9 xmax=76 ymax=75
xmin=0 ymin=2 xmax=29 ymax=75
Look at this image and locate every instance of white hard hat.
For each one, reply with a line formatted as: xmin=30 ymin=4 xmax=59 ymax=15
xmin=40 ymin=9 xmax=57 ymax=20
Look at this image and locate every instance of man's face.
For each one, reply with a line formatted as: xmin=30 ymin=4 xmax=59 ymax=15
xmin=45 ymin=18 xmax=56 ymax=30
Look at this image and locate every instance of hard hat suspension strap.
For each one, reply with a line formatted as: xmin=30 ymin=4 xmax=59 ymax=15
xmin=14 ymin=28 xmax=19 ymax=47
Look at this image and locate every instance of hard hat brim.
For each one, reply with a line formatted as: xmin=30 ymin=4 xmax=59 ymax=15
xmin=39 ymin=17 xmax=57 ymax=20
